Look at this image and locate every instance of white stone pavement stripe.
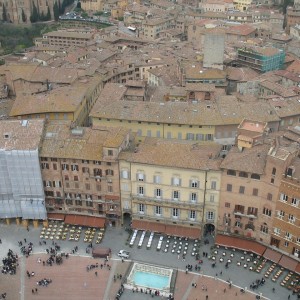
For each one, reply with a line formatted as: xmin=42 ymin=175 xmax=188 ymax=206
xmin=20 ymin=256 xmax=25 ymax=300
xmin=103 ymin=259 xmax=117 ymax=300
xmin=181 ymin=274 xmax=198 ymax=300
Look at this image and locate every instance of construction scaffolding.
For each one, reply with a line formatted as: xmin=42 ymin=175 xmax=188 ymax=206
xmin=0 ymin=149 xmax=46 ymax=220
xmin=237 ymin=47 xmax=285 ymax=73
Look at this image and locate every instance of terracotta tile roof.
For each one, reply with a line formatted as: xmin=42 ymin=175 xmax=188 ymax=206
xmin=275 ymin=70 xmax=300 ymax=83
xmin=220 ymin=144 xmax=270 ymax=174
xmin=90 ymin=84 xmax=280 ymax=126
xmin=286 ymin=59 xmax=300 ymax=75
xmin=44 ymin=30 xmax=93 ymax=40
xmin=0 ymin=119 xmax=45 ymax=150
xmin=0 ymin=64 xmax=78 ymax=84
xmin=268 ymin=97 xmax=300 ymax=118
xmin=259 ymin=80 xmax=297 ymax=98
xmin=9 ymin=77 xmax=100 ymax=116
xmin=40 ymin=120 xmax=129 ymax=160
xmin=185 ymin=83 xmax=216 ymax=92
xmin=226 ymin=67 xmax=259 ymax=81
xmin=120 ymin=137 xmax=222 ymax=171
xmin=226 ymin=24 xmax=256 ymax=36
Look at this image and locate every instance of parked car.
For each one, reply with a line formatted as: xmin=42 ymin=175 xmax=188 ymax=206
xmin=118 ymin=250 xmax=130 ymax=259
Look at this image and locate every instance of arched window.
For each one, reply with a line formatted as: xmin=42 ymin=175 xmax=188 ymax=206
xmin=260 ymin=223 xmax=268 ymax=234
xmin=263 ymin=207 xmax=272 ymax=217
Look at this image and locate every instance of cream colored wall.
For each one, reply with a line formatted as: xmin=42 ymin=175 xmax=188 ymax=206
xmin=81 ymin=0 xmax=104 ymax=12
xmin=19 ymin=112 xmax=74 ymax=121
xmin=119 ymin=159 xmax=133 ymax=216
xmin=119 ymin=160 xmax=220 ymax=229
xmin=233 ymin=0 xmax=251 ymax=11
xmin=130 ymin=164 xmax=205 ymax=221
xmin=91 ymin=118 xmax=216 ymax=142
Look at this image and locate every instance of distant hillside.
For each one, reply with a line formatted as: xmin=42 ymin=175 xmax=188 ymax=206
xmin=0 ymin=23 xmax=59 ymax=55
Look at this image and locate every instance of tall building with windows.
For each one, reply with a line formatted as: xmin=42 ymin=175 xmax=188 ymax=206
xmin=218 ymin=120 xmax=299 ymax=247
xmin=271 ymin=157 xmax=300 ymax=257
xmin=237 ymin=46 xmax=285 ymax=73
xmin=39 ymin=120 xmax=130 ymax=227
xmin=119 ymin=138 xmax=222 ymax=238
xmin=0 ymin=119 xmax=47 ymax=226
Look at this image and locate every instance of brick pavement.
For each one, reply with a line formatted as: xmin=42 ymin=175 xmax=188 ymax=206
xmin=0 ymin=223 xmax=293 ymax=299
xmin=175 ymin=272 xmax=256 ymax=300
xmin=23 ymin=254 xmax=112 ymax=300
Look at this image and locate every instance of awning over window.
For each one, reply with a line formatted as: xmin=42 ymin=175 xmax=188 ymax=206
xmin=64 ymin=215 xmax=105 ymax=228
xmin=47 ymin=213 xmax=65 ymax=221
xmin=131 ymin=220 xmax=201 ymax=239
xmin=131 ymin=220 xmax=165 ymax=233
xmin=278 ymin=255 xmax=298 ymax=271
xmin=165 ymin=225 xmax=201 ymax=239
xmin=263 ymin=248 xmax=282 ymax=263
xmin=215 ymin=235 xmax=267 ymax=255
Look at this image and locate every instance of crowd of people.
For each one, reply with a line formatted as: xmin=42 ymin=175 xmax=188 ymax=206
xmin=1 ymin=250 xmax=18 ymax=275
xmin=37 ymin=278 xmax=52 ymax=287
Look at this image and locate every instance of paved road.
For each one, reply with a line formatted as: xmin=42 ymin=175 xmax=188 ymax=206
xmin=0 ymin=222 xmax=295 ymax=300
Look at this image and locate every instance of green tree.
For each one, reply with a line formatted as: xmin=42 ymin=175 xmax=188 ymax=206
xmin=40 ymin=11 xmax=46 ymax=21
xmin=2 ymin=4 xmax=7 ymax=22
xmin=53 ymin=1 xmax=59 ymax=21
xmin=282 ymin=0 xmax=294 ymax=14
xmin=21 ymin=8 xmax=27 ymax=22
xmin=30 ymin=1 xmax=39 ymax=23
xmin=58 ymin=0 xmax=63 ymax=14
xmin=46 ymin=6 xmax=51 ymax=20
xmin=81 ymin=11 xmax=88 ymax=18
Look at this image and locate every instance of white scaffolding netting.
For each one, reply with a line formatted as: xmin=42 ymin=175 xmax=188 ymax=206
xmin=0 ymin=149 xmax=46 ymax=219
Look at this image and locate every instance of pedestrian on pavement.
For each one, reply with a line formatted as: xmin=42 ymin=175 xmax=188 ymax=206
xmin=95 ymin=271 xmax=98 ymax=276
xmin=0 ymin=238 xmax=2 ymax=244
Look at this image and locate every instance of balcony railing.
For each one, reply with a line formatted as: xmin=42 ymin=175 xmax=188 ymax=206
xmin=132 ymin=213 xmax=201 ymax=225
xmin=234 ymin=211 xmax=257 ymax=219
xmin=132 ymin=194 xmax=203 ymax=208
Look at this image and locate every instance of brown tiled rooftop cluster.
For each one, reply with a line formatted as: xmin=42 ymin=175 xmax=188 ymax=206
xmin=0 ymin=119 xmax=45 ymax=150
xmin=120 ymin=137 xmax=222 ymax=171
xmin=40 ymin=120 xmax=128 ymax=160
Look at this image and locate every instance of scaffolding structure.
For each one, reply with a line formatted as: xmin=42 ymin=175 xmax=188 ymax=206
xmin=0 ymin=149 xmax=46 ymax=220
xmin=237 ymin=47 xmax=285 ymax=73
